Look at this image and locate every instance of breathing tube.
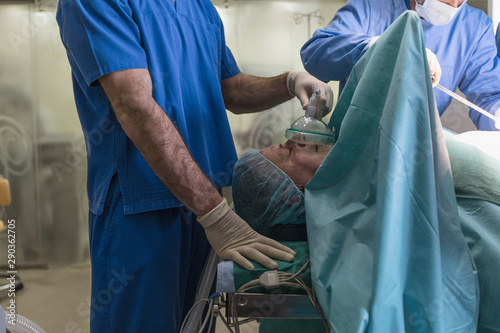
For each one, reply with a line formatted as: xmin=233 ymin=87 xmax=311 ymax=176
xmin=182 ymin=249 xmax=219 ymax=333
xmin=5 ymin=312 xmax=46 ymax=333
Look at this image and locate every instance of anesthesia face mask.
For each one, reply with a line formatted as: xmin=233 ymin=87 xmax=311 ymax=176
xmin=415 ymin=0 xmax=467 ymax=26
xmin=285 ymin=88 xmax=335 ymax=146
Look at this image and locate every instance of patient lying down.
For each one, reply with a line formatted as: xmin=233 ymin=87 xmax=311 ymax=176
xmin=232 ymin=130 xmax=500 ymax=332
xmin=233 ymin=131 xmax=500 ymax=230
xmin=232 ymin=140 xmax=331 ymax=230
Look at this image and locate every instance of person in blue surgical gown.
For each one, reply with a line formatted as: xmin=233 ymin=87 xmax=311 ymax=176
xmin=496 ymin=22 xmax=500 ymax=58
xmin=301 ymin=0 xmax=500 ymax=131
xmin=56 ymin=0 xmax=334 ymax=331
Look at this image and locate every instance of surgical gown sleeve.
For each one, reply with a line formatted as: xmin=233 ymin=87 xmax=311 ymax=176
xmin=300 ymin=0 xmax=406 ymax=83
xmin=300 ymin=0 xmax=373 ymax=82
xmin=458 ymin=22 xmax=500 ymax=131
xmin=496 ymin=22 xmax=500 ymax=58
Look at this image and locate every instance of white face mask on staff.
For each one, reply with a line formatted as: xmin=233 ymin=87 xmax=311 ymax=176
xmin=415 ymin=0 xmax=467 ymax=26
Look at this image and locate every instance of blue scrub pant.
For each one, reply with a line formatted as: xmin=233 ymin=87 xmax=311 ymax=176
xmin=88 ymin=176 xmax=211 ymax=332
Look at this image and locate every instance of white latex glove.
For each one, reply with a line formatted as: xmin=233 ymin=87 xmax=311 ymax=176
xmin=197 ymin=198 xmax=296 ymax=271
xmin=368 ymin=35 xmax=380 ymax=48
xmin=426 ymin=48 xmax=441 ymax=87
xmin=287 ymin=71 xmax=334 ymax=119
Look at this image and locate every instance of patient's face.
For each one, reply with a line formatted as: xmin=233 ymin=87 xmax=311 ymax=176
xmin=260 ymin=140 xmax=332 ymax=190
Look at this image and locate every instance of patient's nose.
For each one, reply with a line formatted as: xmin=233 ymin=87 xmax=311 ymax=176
xmin=283 ymin=140 xmax=307 ymax=149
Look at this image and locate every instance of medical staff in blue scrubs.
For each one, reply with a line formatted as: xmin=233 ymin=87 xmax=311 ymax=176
xmin=496 ymin=22 xmax=500 ymax=58
xmin=56 ymin=0 xmax=333 ymax=331
xmin=301 ymin=0 xmax=500 ymax=131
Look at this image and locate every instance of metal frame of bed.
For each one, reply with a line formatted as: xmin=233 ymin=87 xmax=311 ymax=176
xmin=215 ymin=292 xmax=324 ymax=333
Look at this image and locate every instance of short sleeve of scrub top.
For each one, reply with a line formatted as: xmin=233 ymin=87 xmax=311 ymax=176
xmin=58 ymin=1 xmax=149 ymax=86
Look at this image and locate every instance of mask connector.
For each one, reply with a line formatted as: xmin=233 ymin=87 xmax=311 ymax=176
xmin=284 ymin=88 xmax=335 ymax=145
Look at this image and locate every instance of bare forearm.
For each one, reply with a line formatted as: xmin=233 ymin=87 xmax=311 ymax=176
xmin=222 ymin=72 xmax=293 ymax=114
xmin=120 ymin=103 xmax=221 ymax=215
xmin=100 ymin=69 xmax=222 ymax=216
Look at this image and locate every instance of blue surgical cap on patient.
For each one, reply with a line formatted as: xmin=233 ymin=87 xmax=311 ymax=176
xmin=232 ymin=150 xmax=305 ymax=229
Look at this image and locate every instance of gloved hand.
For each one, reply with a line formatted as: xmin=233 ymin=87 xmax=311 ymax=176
xmin=197 ymin=198 xmax=296 ymax=271
xmin=368 ymin=35 xmax=380 ymax=48
xmin=426 ymin=48 xmax=441 ymax=87
xmin=287 ymin=71 xmax=334 ymax=119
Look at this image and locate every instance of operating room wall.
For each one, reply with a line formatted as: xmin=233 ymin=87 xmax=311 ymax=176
xmin=0 ymin=3 xmax=88 ymax=267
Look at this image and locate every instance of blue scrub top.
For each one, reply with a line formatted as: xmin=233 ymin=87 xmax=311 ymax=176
xmin=57 ymin=0 xmax=240 ymax=215
xmin=301 ymin=0 xmax=500 ymax=131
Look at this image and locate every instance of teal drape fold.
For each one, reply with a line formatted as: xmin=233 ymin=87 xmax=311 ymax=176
xmin=305 ymin=11 xmax=479 ymax=332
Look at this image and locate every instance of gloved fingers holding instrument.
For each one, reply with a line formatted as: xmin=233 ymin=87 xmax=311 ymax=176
xmin=368 ymin=35 xmax=380 ymax=48
xmin=426 ymin=48 xmax=442 ymax=87
xmin=287 ymin=71 xmax=334 ymax=119
xmin=197 ymin=198 xmax=296 ymax=271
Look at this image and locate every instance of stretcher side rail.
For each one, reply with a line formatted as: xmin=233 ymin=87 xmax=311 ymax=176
xmin=215 ymin=292 xmax=324 ymax=333
xmin=225 ymin=292 xmax=322 ymax=319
